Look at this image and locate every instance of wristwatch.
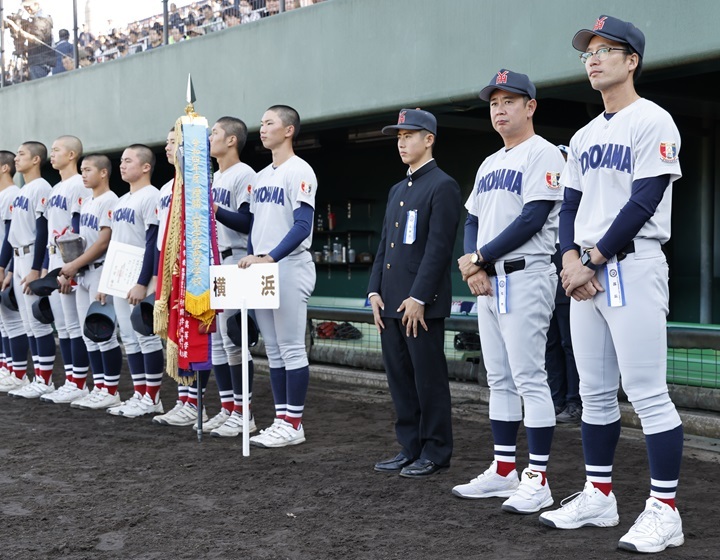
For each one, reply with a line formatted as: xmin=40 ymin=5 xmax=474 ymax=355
xmin=470 ymin=251 xmax=483 ymax=266
xmin=580 ymin=250 xmax=600 ymax=271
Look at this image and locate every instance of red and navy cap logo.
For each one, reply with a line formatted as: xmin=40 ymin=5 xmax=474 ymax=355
xmin=593 ymin=16 xmax=608 ymax=31
xmin=495 ymin=70 xmax=509 ymax=85
xmin=397 ymin=110 xmax=407 ymax=125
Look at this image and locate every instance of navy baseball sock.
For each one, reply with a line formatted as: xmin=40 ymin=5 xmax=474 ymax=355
xmin=70 ymin=336 xmax=89 ymax=389
xmin=230 ymin=360 xmax=254 ymax=415
xmin=28 ymin=335 xmax=39 ymax=375
xmin=526 ymin=425 xmax=555 ymax=483
xmin=35 ymin=333 xmax=55 ymax=385
xmin=87 ymin=349 xmax=104 ymax=389
xmin=490 ymin=419 xmax=521 ymax=476
xmin=0 ymin=335 xmax=8 ymax=370
xmin=213 ymin=362 xmax=234 ymax=412
xmin=285 ymin=365 xmax=309 ymax=429
xmin=143 ymin=349 xmax=164 ymax=403
xmin=101 ymin=346 xmax=123 ymax=394
xmin=126 ymin=351 xmax=146 ymax=395
xmin=646 ymin=424 xmax=683 ymax=509
xmin=9 ymin=334 xmax=29 ymax=380
xmin=269 ymin=366 xmax=287 ymax=420
xmin=58 ymin=336 xmax=73 ymax=383
xmin=582 ymin=419 xmax=621 ymax=495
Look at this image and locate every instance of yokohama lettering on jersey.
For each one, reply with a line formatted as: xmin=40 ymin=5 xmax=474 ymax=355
xmin=8 ymin=177 xmax=52 ymax=248
xmin=561 ymin=98 xmax=682 ymax=249
xmin=0 ymin=184 xmax=20 ymax=248
xmin=212 ymin=161 xmax=256 ymax=252
xmin=80 ymin=190 xmax=118 ymax=264
xmin=46 ymin=174 xmax=92 ymax=241
xmin=111 ymin=185 xmax=160 ymax=247
xmin=249 ymin=155 xmax=317 ymax=257
xmin=465 ymin=134 xmax=565 ymax=260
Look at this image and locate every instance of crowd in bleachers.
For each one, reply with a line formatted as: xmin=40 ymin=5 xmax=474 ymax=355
xmin=2 ymin=0 xmax=324 ymax=85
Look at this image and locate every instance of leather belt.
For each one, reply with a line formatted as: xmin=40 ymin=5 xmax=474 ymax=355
xmin=13 ymin=244 xmax=33 ymax=256
xmin=221 ymin=248 xmax=233 ymax=260
xmin=78 ymin=262 xmax=104 ymax=274
xmin=48 ymin=245 xmax=58 ymax=254
xmin=484 ymin=257 xmax=525 ymax=277
xmin=616 ymin=241 xmax=635 ymax=262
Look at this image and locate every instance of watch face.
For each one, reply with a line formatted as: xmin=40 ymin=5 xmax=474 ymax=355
xmin=471 ymin=253 xmax=479 ymax=264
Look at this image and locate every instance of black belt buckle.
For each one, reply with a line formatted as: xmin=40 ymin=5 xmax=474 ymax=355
xmin=221 ymin=248 xmax=233 ymax=260
xmin=617 ymin=242 xmax=635 ymax=262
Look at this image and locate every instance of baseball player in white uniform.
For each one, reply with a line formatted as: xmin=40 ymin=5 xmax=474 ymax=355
xmin=452 ymin=70 xmax=564 ymax=514
xmin=205 ymin=116 xmax=258 ymax=437
xmin=238 ymin=105 xmax=316 ymax=448
xmin=0 ymin=151 xmax=29 ymax=393
xmin=41 ymin=135 xmax=93 ymax=404
xmin=538 ymin=16 xmax=685 ymax=554
xmin=59 ymin=154 xmax=124 ymax=410
xmin=1 ymin=142 xmax=56 ymax=399
xmin=151 ymin=129 xmax=210 ymax=428
xmin=103 ymin=144 xmax=165 ymax=418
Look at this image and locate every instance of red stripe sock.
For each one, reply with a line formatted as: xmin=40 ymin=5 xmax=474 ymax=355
xmin=133 ymin=383 xmax=146 ymax=396
xmin=530 ymin=470 xmax=547 ymax=485
xmin=656 ymin=497 xmax=676 ymax=509
xmin=592 ymin=482 xmax=613 ymax=496
xmin=496 ymin=461 xmax=516 ymax=477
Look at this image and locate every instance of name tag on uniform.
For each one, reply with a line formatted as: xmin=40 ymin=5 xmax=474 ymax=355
xmin=495 ymin=275 xmax=508 ymax=314
xmin=403 ymin=210 xmax=417 ymax=244
xmin=605 ymin=256 xmax=625 ymax=307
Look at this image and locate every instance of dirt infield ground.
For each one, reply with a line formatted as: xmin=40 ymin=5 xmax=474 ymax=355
xmin=1 ymin=365 xmax=719 ymax=560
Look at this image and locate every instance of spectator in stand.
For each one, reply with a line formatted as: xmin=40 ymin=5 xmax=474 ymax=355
xmin=78 ymin=24 xmax=94 ymax=48
xmin=222 ymin=7 xmax=241 ymax=27
xmin=53 ymin=29 xmax=74 ymax=75
xmin=169 ymin=4 xmax=183 ymax=31
xmin=240 ymin=1 xmax=260 ymax=23
xmin=265 ymin=0 xmax=280 ymax=16
xmin=285 ymin=0 xmax=299 ymax=10
xmin=18 ymin=1 xmax=56 ymax=80
xmin=147 ymin=25 xmax=164 ymax=49
xmin=200 ymin=4 xmax=223 ymax=32
xmin=185 ymin=21 xmax=205 ymax=38
xmin=170 ymin=27 xmax=185 ymax=44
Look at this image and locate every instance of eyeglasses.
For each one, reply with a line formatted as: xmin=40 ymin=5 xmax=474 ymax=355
xmin=579 ymin=47 xmax=629 ymax=64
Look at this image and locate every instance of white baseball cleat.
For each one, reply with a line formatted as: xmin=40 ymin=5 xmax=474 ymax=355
xmin=250 ymin=419 xmax=305 ymax=448
xmin=41 ymin=381 xmax=89 ymax=404
xmin=9 ymin=379 xmax=55 ymax=399
xmin=71 ymin=386 xmax=102 ymax=409
xmin=194 ymin=408 xmax=230 ymax=433
xmin=107 ymin=391 xmax=143 ymax=416
xmin=83 ymin=388 xmax=122 ymax=410
xmin=210 ymin=411 xmax=257 ymax=437
xmin=163 ymin=403 xmax=208 ymax=427
xmin=0 ymin=374 xmax=29 ymax=393
xmin=617 ymin=497 xmax=684 ymax=553
xmin=152 ymin=401 xmax=184 ymax=425
xmin=539 ymin=482 xmax=619 ymax=529
xmin=452 ymin=460 xmax=520 ymax=499
xmin=118 ymin=393 xmax=163 ymax=418
xmin=501 ymin=468 xmax=553 ymax=514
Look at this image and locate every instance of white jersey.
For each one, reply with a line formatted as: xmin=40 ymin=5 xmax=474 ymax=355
xmin=80 ymin=190 xmax=118 ymax=264
xmin=250 ymin=155 xmax=316 ymax=256
xmin=46 ymin=174 xmax=92 ymax=242
xmin=0 ymin=184 xmax=20 ymax=247
xmin=562 ymin=98 xmax=682 ymax=249
xmin=156 ymin=179 xmax=173 ymax=251
xmin=465 ymin=134 xmax=564 ymax=260
xmin=8 ymin=177 xmax=52 ymax=248
xmin=212 ymin=162 xmax=256 ymax=252
xmin=111 ymin=185 xmax=160 ymax=247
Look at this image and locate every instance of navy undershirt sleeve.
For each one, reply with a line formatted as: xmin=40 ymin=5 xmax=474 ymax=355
xmin=71 ymin=212 xmax=80 ymax=234
xmin=480 ymin=200 xmax=554 ymax=262
xmin=154 ymin=246 xmax=160 ymax=276
xmin=559 ymin=187 xmax=582 ymax=255
xmin=33 ymin=216 xmax=49 ymax=271
xmin=247 ymin=213 xmax=255 ymax=256
xmin=138 ymin=224 xmax=159 ymax=286
xmin=0 ymin=221 xmax=12 ymax=269
xmin=267 ymin=202 xmax=314 ymax=262
xmin=215 ymin=203 xmax=252 ymax=234
xmin=596 ymin=175 xmax=671 ymax=259
xmin=464 ymin=214 xmax=479 ymax=254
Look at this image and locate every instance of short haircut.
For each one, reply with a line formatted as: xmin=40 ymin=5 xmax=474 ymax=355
xmin=216 ymin=116 xmax=248 ymax=158
xmin=21 ymin=141 xmax=48 ymax=164
xmin=127 ymin=144 xmax=156 ymax=174
xmin=267 ymin=105 xmax=301 ymax=139
xmin=0 ymin=151 xmax=16 ymax=176
xmin=56 ymin=135 xmax=84 ymax=159
xmin=82 ymin=154 xmax=112 ymax=178
xmin=59 ymin=29 xmax=70 ymax=40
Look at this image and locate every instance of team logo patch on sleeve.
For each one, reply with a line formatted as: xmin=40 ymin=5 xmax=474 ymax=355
xmin=300 ymin=181 xmax=312 ymax=195
xmin=41 ymin=197 xmax=47 ymax=206
xmin=107 ymin=210 xmax=113 ymax=220
xmin=659 ymin=142 xmax=678 ymax=163
xmin=545 ymin=172 xmax=561 ymax=189
xmin=247 ymin=184 xmax=252 ymax=194
xmin=78 ymin=197 xmax=83 ymax=206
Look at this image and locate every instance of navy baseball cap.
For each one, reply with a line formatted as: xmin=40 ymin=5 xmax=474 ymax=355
xmin=479 ymin=69 xmax=536 ymax=102
xmin=572 ymin=15 xmax=645 ymax=58
xmin=84 ymin=301 xmax=117 ymax=343
xmin=557 ymin=144 xmax=569 ymax=155
xmin=0 ymin=285 xmax=18 ymax=312
xmin=226 ymin=311 xmax=259 ymax=348
xmin=131 ymin=293 xmax=156 ymax=336
xmin=382 ymin=109 xmax=437 ymax=136
xmin=32 ymin=296 xmax=54 ymax=325
xmin=28 ymin=268 xmax=62 ymax=297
